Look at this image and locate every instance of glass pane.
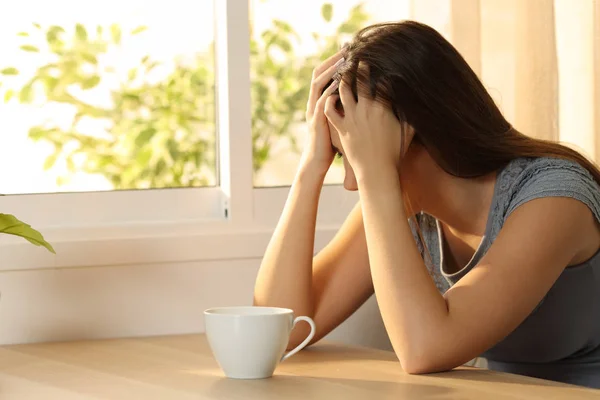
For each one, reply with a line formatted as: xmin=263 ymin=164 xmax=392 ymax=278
xmin=251 ymin=0 xmax=410 ymax=187
xmin=0 ymin=0 xmax=215 ymax=195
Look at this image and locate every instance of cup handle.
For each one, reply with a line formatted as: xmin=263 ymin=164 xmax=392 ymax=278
xmin=281 ymin=316 xmax=316 ymax=362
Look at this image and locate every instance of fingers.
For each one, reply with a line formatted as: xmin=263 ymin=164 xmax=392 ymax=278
xmin=312 ymin=50 xmax=344 ymax=78
xmin=306 ymin=52 xmax=345 ymax=117
xmin=312 ymin=79 xmax=339 ymax=128
xmin=315 ymin=79 xmax=339 ymax=114
xmin=307 ymin=63 xmax=344 ymax=118
xmin=338 ymin=79 xmax=356 ymax=116
xmin=324 ymin=95 xmax=344 ymax=132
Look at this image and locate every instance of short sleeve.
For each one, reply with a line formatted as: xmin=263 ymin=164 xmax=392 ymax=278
xmin=505 ymin=158 xmax=600 ymax=223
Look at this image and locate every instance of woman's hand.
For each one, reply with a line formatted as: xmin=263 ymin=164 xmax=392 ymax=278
xmin=300 ymin=51 xmax=345 ymax=174
xmin=324 ymin=76 xmax=408 ymax=182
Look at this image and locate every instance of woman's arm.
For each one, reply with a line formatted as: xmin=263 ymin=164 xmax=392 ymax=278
xmin=253 ymin=163 xmax=327 ymax=322
xmin=253 ymin=51 xmax=340 ymax=320
xmin=360 ymin=177 xmax=590 ymax=373
xmin=254 ymin=193 xmax=375 ymax=348
xmin=325 ymin=78 xmax=594 ymax=373
xmin=356 ymin=169 xmax=449 ymax=371
xmin=254 ymin=52 xmax=374 ymax=348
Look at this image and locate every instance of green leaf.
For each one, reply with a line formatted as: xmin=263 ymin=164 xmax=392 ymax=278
xmin=1 ymin=67 xmax=19 ymax=75
xmin=3 ymin=89 xmax=14 ymax=102
xmin=131 ymin=25 xmax=148 ymax=35
xmin=127 ymin=67 xmax=137 ymax=81
xmin=321 ymin=3 xmax=333 ymax=22
xmin=167 ymin=139 xmax=179 ymax=160
xmin=28 ymin=126 xmax=48 ymax=140
xmin=338 ymin=5 xmax=370 ymax=33
xmin=56 ymin=175 xmax=68 ymax=187
xmin=42 ymin=76 xmax=59 ymax=92
xmin=155 ymin=159 xmax=167 ymax=176
xmin=122 ymin=92 xmax=141 ymax=105
xmin=32 ymin=23 xmax=41 ymax=29
xmin=20 ymin=44 xmax=40 ymax=52
xmin=273 ymin=37 xmax=292 ymax=53
xmin=272 ymin=20 xmax=299 ymax=40
xmin=46 ymin=25 xmax=65 ymax=45
xmin=75 ymin=23 xmax=88 ymax=41
xmin=81 ymin=52 xmax=98 ymax=64
xmin=0 ymin=213 xmax=56 ymax=254
xmin=43 ymin=152 xmax=58 ymax=170
xmin=135 ymin=127 xmax=157 ymax=147
xmin=110 ymin=24 xmax=122 ymax=45
xmin=143 ymin=60 xmax=159 ymax=73
xmin=19 ymin=83 xmax=34 ymax=103
xmin=338 ymin=22 xmax=359 ymax=34
xmin=96 ymin=25 xmax=103 ymax=37
xmin=17 ymin=32 xmax=29 ymax=37
xmin=81 ymin=75 xmax=100 ymax=89
xmin=136 ymin=148 xmax=152 ymax=165
xmin=66 ymin=156 xmax=76 ymax=172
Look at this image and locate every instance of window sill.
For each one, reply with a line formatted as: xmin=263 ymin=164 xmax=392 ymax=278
xmin=0 ymin=186 xmax=357 ymax=272
xmin=0 ymin=223 xmax=342 ymax=272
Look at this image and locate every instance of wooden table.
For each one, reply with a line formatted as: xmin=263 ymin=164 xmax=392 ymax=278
xmin=0 ymin=334 xmax=598 ymax=399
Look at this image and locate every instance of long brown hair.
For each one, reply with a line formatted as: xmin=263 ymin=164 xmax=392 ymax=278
xmin=336 ymin=21 xmax=600 ymax=183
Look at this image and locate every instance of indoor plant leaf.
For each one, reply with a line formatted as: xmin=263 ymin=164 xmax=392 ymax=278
xmin=0 ymin=213 xmax=56 ymax=254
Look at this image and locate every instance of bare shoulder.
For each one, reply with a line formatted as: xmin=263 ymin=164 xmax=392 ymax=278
xmin=501 ymin=196 xmax=600 ymax=266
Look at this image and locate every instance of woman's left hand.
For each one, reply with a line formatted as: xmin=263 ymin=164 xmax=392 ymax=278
xmin=324 ymin=77 xmax=407 ymax=181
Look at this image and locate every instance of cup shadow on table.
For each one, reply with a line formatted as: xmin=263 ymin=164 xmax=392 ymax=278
xmin=206 ymin=375 xmax=457 ymax=400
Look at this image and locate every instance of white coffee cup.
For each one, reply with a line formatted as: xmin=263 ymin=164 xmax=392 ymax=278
xmin=204 ymin=306 xmax=316 ymax=379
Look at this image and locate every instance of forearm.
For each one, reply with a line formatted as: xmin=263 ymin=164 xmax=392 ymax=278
xmin=357 ymin=169 xmax=450 ymax=369
xmin=253 ymin=162 xmax=327 ymax=316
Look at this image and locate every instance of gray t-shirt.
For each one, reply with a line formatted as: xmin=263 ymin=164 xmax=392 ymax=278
xmin=413 ymin=157 xmax=600 ymax=388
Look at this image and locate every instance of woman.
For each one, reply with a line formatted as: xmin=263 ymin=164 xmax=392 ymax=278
xmin=253 ymin=21 xmax=600 ymax=388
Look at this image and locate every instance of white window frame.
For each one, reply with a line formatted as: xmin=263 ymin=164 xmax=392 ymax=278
xmin=0 ymin=0 xmax=356 ymax=272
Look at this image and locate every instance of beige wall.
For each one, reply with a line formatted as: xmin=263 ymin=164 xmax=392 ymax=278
xmin=0 ymin=260 xmax=392 ymax=350
xmin=0 ymin=241 xmax=391 ymax=350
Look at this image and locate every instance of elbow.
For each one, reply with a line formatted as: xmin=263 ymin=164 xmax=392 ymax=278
xmin=401 ymin=359 xmax=441 ymax=375
xmin=401 ymin=359 xmax=451 ymax=375
xmin=398 ymin=349 xmax=455 ymax=375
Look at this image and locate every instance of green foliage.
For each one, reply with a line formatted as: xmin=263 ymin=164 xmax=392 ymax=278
xmin=321 ymin=3 xmax=334 ymax=22
xmin=0 ymin=213 xmax=55 ymax=253
xmin=3 ymin=23 xmax=215 ymax=189
xmin=0 ymin=2 xmax=370 ymax=189
xmin=1 ymin=67 xmax=19 ymax=75
xmin=250 ymin=3 xmax=370 ymax=171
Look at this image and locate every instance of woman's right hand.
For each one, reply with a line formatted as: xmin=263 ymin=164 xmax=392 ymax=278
xmin=301 ymin=51 xmax=344 ymax=174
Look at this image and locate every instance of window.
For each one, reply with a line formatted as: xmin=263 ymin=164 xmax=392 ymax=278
xmin=0 ymin=0 xmax=412 ymax=268
xmin=0 ymin=0 xmax=216 ymax=195
xmin=250 ymin=0 xmax=410 ymax=187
